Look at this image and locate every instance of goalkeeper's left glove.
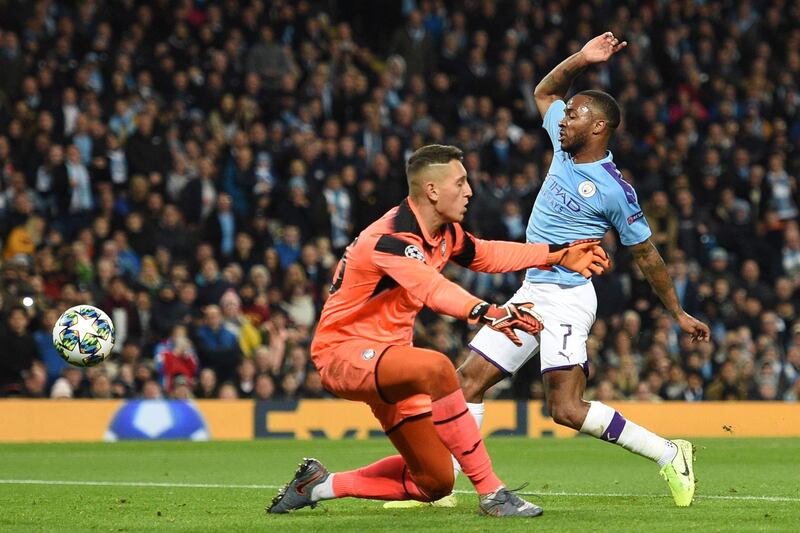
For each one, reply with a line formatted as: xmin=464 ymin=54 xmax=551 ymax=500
xmin=469 ymin=301 xmax=544 ymax=346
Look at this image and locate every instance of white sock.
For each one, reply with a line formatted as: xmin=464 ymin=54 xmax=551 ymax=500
xmin=580 ymin=401 xmax=677 ymax=467
xmin=453 ymin=402 xmax=485 ymax=475
xmin=310 ymin=473 xmax=335 ymax=501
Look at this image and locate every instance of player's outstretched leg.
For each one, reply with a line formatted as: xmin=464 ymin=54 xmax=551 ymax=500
xmin=267 ymin=458 xmax=331 ymax=514
xmin=545 ymin=366 xmax=696 ymax=507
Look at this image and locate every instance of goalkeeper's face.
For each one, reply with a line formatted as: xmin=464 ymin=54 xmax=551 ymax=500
xmin=432 ymin=160 xmax=472 ymax=223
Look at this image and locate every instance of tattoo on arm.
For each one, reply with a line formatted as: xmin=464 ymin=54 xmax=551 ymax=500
xmin=630 ymin=240 xmax=682 ymax=318
xmin=535 ymin=52 xmax=590 ymax=101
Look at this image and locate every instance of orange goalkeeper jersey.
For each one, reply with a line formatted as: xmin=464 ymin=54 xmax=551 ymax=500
xmin=310 ymin=197 xmax=553 ymax=369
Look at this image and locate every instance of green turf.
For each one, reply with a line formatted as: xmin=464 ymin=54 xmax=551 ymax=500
xmin=1 ymin=437 xmax=799 ymax=532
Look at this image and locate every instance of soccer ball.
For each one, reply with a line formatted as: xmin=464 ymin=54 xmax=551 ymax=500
xmin=52 ymin=305 xmax=116 ymax=367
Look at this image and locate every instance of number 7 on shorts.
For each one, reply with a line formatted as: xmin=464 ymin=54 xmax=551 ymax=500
xmin=560 ymin=323 xmax=572 ymax=350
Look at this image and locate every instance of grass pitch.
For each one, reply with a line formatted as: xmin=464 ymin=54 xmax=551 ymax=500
xmin=1 ymin=437 xmax=798 ymax=531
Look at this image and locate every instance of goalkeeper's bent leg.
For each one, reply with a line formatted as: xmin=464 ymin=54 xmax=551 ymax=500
xmin=377 ymin=346 xmax=503 ymax=495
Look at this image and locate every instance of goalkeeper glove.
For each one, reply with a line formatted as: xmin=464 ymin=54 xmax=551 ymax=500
xmin=546 ymin=239 xmax=610 ymax=277
xmin=469 ymin=301 xmax=544 ymax=346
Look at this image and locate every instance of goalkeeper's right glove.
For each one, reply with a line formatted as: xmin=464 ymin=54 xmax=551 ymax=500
xmin=469 ymin=301 xmax=544 ymax=346
xmin=546 ymin=239 xmax=610 ymax=278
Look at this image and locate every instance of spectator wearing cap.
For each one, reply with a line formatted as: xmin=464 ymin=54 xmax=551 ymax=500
xmin=169 ymin=375 xmax=194 ymax=400
xmin=50 ymin=377 xmax=73 ymax=399
xmin=705 ymin=248 xmax=735 ymax=285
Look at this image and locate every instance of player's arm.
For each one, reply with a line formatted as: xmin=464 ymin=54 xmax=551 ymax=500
xmin=451 ymin=226 xmax=609 ymax=278
xmin=372 ymin=235 xmax=543 ymax=345
xmin=373 ymin=234 xmax=483 ymax=319
xmin=533 ymin=32 xmax=627 ymax=117
xmin=629 ymin=239 xmax=710 ymax=342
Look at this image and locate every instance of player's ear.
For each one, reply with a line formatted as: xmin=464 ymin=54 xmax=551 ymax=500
xmin=593 ymin=119 xmax=607 ymax=135
xmin=425 ymin=180 xmax=439 ymax=202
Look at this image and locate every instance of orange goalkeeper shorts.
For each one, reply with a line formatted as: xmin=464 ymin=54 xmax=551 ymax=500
xmin=315 ymin=340 xmax=432 ymax=433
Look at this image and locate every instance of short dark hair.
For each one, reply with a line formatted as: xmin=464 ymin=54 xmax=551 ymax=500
xmin=406 ymin=144 xmax=463 ymax=179
xmin=578 ymin=90 xmax=621 ymax=130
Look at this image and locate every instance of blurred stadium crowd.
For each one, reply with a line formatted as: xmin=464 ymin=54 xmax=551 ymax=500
xmin=0 ymin=0 xmax=799 ymax=403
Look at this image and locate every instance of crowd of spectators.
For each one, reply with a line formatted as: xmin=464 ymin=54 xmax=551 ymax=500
xmin=0 ymin=0 xmax=799 ymax=404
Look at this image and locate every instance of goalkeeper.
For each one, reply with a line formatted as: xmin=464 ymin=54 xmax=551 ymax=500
xmin=268 ymin=144 xmax=608 ymax=518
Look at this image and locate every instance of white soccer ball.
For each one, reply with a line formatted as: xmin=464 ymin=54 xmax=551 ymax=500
xmin=52 ymin=305 xmax=116 ymax=367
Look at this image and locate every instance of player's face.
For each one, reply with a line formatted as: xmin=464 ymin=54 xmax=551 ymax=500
xmin=434 ymin=160 xmax=472 ymax=223
xmin=559 ymin=95 xmax=594 ymax=155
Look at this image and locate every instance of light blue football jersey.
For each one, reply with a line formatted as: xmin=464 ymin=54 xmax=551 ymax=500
xmin=525 ymin=99 xmax=652 ymax=286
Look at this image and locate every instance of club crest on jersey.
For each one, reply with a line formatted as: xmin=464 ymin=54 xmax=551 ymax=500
xmin=404 ymin=245 xmax=425 ymax=262
xmin=362 ymin=349 xmax=376 ymax=360
xmin=441 ymin=239 xmax=447 ymax=257
xmin=578 ymin=180 xmax=596 ymax=198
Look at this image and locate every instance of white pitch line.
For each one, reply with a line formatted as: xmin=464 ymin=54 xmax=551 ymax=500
xmin=0 ymin=479 xmax=797 ymax=503
xmin=0 ymin=479 xmax=270 ymax=489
